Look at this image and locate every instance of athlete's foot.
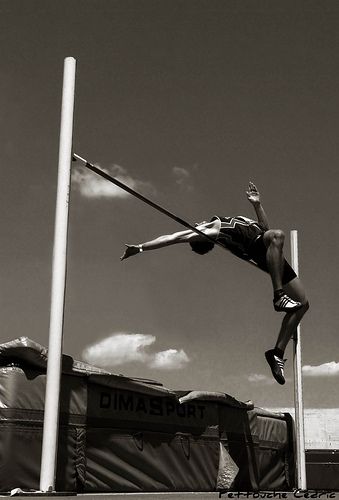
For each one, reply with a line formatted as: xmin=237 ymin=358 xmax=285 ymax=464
xmin=265 ymin=349 xmax=286 ymax=385
xmin=273 ymin=294 xmax=302 ymax=312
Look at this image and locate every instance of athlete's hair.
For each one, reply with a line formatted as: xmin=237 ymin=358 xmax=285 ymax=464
xmin=189 ymin=241 xmax=215 ymax=255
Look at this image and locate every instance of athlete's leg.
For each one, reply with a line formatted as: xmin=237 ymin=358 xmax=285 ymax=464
xmin=265 ymin=277 xmax=309 ymax=385
xmin=275 ymin=277 xmax=309 ymax=353
xmin=263 ymin=229 xmax=286 ymax=291
xmin=262 ymin=230 xmax=302 ymax=312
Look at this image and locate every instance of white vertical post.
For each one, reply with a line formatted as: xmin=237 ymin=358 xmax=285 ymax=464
xmin=290 ymin=230 xmax=307 ymax=490
xmin=40 ymin=57 xmax=76 ymax=492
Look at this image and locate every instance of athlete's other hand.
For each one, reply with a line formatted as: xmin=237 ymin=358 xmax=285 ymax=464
xmin=120 ymin=244 xmax=140 ymax=261
xmin=246 ymin=181 xmax=260 ymax=205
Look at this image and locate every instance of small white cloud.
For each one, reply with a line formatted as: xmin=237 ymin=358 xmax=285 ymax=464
xmin=248 ymin=373 xmax=275 ymax=385
xmin=172 ymin=166 xmax=194 ymax=191
xmin=303 ymin=361 xmax=339 ymax=377
xmin=149 ymin=349 xmax=190 ymax=370
xmin=82 ymin=333 xmax=155 ymax=367
xmin=72 ymin=164 xmax=156 ymax=199
xmin=173 ymin=167 xmax=189 ymax=183
xmin=82 ymin=333 xmax=190 ymax=371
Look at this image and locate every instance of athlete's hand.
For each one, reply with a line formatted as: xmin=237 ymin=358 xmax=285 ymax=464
xmin=120 ymin=244 xmax=140 ymax=261
xmin=246 ymin=181 xmax=261 ymax=205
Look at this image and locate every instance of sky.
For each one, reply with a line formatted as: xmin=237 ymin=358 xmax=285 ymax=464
xmin=1 ymin=0 xmax=339 ymax=411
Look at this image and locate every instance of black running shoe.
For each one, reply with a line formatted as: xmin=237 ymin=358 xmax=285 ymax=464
xmin=265 ymin=349 xmax=286 ymax=385
xmin=273 ymin=294 xmax=302 ymax=313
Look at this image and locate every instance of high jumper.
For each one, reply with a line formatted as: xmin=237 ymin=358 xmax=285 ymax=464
xmin=121 ymin=182 xmax=309 ymax=385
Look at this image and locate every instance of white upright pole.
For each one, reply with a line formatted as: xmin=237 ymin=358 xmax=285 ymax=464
xmin=40 ymin=57 xmax=76 ymax=492
xmin=290 ymin=230 xmax=307 ymax=490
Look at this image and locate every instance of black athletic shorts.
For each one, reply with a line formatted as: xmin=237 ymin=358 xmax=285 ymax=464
xmin=248 ymin=234 xmax=297 ymax=285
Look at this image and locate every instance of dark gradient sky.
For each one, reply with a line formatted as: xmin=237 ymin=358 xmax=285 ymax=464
xmin=1 ymin=0 xmax=339 ymax=408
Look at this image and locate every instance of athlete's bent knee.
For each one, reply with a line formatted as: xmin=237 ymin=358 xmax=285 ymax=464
xmin=265 ymin=229 xmax=285 ymax=247
xmin=273 ymin=229 xmax=285 ymax=242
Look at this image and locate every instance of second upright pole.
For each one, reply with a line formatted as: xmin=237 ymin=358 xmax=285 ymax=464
xmin=290 ymin=230 xmax=307 ymax=490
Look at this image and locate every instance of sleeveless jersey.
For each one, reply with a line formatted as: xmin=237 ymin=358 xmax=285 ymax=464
xmin=211 ymin=215 xmax=264 ymax=260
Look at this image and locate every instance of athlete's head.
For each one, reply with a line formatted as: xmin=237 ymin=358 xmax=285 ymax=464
xmin=189 ymin=241 xmax=215 ymax=255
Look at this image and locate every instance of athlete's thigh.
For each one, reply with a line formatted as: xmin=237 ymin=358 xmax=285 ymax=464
xmin=283 ymin=277 xmax=308 ymax=304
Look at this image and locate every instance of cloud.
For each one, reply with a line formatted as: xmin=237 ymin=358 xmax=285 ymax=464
xmin=247 ymin=373 xmax=275 ymax=385
xmin=173 ymin=167 xmax=190 ymax=183
xmin=72 ymin=164 xmax=156 ymax=199
xmin=172 ymin=166 xmax=194 ymax=191
xmin=149 ymin=349 xmax=190 ymax=370
xmin=82 ymin=333 xmax=190 ymax=371
xmin=303 ymin=361 xmax=339 ymax=377
xmin=82 ymin=333 xmax=155 ymax=367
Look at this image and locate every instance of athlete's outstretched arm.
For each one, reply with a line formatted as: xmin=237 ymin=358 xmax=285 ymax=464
xmin=120 ymin=221 xmax=218 ymax=261
xmin=246 ymin=181 xmax=269 ymax=231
